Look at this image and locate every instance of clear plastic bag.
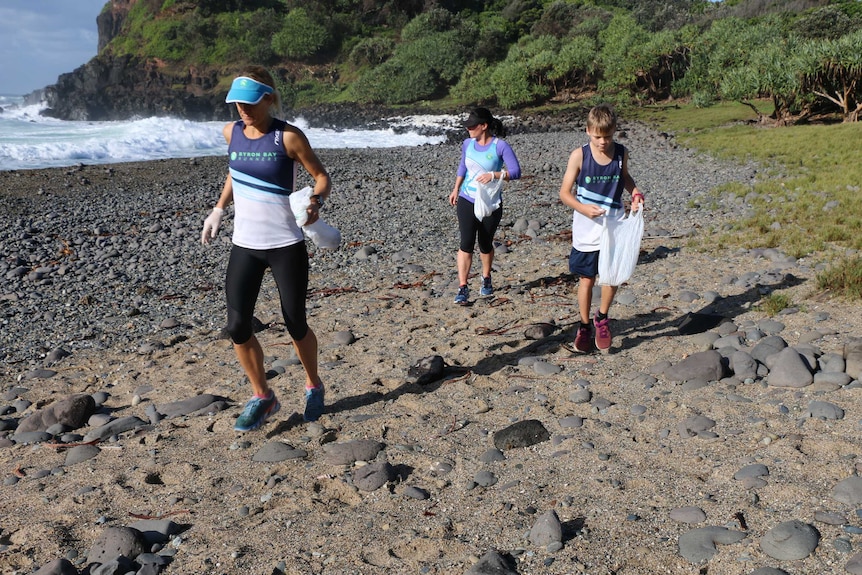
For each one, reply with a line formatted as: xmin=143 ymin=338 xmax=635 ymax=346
xmin=473 ymin=175 xmax=503 ymax=220
xmin=288 ymin=186 xmax=341 ymax=249
xmin=598 ymin=206 xmax=644 ymax=286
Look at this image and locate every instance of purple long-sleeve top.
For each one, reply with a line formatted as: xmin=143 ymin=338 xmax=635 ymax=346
xmin=456 ymin=138 xmax=522 ymax=180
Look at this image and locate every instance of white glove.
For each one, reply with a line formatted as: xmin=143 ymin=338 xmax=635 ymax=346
xmin=201 ymin=207 xmax=224 ymax=245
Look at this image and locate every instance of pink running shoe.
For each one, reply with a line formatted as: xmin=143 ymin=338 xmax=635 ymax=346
xmin=574 ymin=324 xmax=592 ymax=353
xmin=594 ymin=312 xmax=612 ymax=351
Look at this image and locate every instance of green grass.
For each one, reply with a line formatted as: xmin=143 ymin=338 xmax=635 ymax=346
xmin=630 ymin=100 xmax=771 ymax=133
xmin=817 ymin=257 xmax=862 ymax=300
xmin=636 ymin=100 xmax=862 ymax=300
xmin=757 ymin=293 xmax=793 ymax=317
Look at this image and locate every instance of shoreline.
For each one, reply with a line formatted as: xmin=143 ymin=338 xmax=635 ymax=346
xmin=0 ymin=106 xmax=587 ymax=173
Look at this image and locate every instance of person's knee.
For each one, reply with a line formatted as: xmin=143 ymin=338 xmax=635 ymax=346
xmin=226 ymin=314 xmax=252 ymax=345
xmin=285 ymin=320 xmax=309 ymax=342
xmin=478 ymin=242 xmax=494 ymax=255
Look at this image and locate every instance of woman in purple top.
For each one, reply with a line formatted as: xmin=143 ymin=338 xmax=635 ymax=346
xmin=448 ymin=107 xmax=521 ymax=304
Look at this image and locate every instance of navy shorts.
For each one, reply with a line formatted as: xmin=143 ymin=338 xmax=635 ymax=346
xmin=569 ymin=248 xmax=599 ymax=278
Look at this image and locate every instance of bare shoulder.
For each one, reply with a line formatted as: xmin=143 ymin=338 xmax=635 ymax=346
xmin=567 ymin=146 xmax=584 ymax=169
xmin=222 ymin=121 xmax=235 ymax=143
xmin=282 ymin=122 xmax=309 ymax=140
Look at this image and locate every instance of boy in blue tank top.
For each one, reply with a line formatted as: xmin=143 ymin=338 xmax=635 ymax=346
xmin=558 ymin=104 xmax=645 ymax=353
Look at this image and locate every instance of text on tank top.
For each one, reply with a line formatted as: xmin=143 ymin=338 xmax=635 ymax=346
xmin=228 ymin=119 xmax=303 ymax=249
xmin=576 ymin=142 xmax=625 ymax=210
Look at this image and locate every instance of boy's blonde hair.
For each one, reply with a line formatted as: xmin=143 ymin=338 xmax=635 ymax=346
xmin=586 ymin=104 xmax=617 ymax=134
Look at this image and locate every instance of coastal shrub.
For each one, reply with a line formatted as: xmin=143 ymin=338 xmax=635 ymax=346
xmin=474 ymin=14 xmax=513 ymax=63
xmin=792 ymin=6 xmax=856 ymax=40
xmin=673 ymin=17 xmax=765 ymax=102
xmin=451 ymin=59 xmax=497 ymax=104
xmin=350 ymin=58 xmax=436 ymax=104
xmin=691 ymin=91 xmax=716 ymax=109
xmin=801 ymin=30 xmax=862 ymax=122
xmin=140 ymin=19 xmax=192 ymax=60
xmin=547 ymin=35 xmax=597 ymax=94
xmin=209 ymin=9 xmax=280 ymax=64
xmin=490 ymin=59 xmax=534 ymax=108
xmin=530 ymin=2 xmax=584 ymax=38
xmin=501 ymin=0 xmax=545 ymax=37
xmin=351 ymin=13 xmax=472 ymax=104
xmin=817 ymin=257 xmax=862 ymax=300
xmin=573 ymin=13 xmax=613 ymax=38
xmin=349 ymin=37 xmax=395 ymax=67
xmin=758 ymin=293 xmax=792 ymax=317
xmin=272 ymin=8 xmax=329 ymax=60
xmin=400 ymin=6 xmax=453 ymax=42
xmin=598 ymin=13 xmax=650 ymax=94
xmin=398 ymin=31 xmax=471 ymax=84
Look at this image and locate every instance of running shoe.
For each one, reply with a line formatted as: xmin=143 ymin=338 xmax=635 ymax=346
xmin=454 ymin=285 xmax=469 ymax=304
xmin=574 ymin=324 xmax=593 ymax=353
xmin=304 ymin=383 xmax=325 ymax=422
xmin=479 ymin=276 xmax=494 ymax=297
xmin=594 ymin=312 xmax=612 ymax=351
xmin=234 ymin=391 xmax=280 ymax=431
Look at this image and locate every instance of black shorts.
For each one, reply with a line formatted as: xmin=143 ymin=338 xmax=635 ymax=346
xmin=569 ymin=247 xmax=599 ymax=278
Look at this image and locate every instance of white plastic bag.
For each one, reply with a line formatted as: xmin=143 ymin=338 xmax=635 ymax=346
xmin=289 ymin=187 xmax=315 ymax=226
xmin=473 ymin=176 xmax=503 ymax=220
xmin=288 ymin=186 xmax=342 ymax=249
xmin=598 ymin=206 xmax=644 ymax=286
xmin=304 ymin=219 xmax=341 ymax=249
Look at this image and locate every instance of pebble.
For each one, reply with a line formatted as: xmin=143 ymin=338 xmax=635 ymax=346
xmin=529 ymin=510 xmax=563 ymax=547
xmin=760 ymin=520 xmax=819 ymax=560
xmin=678 ymin=526 xmax=746 ymax=563
xmin=669 ymin=506 xmax=706 ymax=524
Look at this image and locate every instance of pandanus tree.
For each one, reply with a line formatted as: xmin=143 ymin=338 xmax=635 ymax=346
xmin=803 ymin=30 xmax=862 ymax=122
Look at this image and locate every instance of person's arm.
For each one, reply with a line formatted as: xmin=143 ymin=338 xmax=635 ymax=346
xmin=622 ymin=150 xmax=644 ymax=210
xmin=498 ymin=140 xmax=521 ymax=181
xmin=558 ymin=147 xmax=605 ymax=219
xmin=449 ymin=141 xmax=469 ymax=206
xmin=283 ymin=125 xmax=331 ymax=225
xmin=201 ymin=123 xmax=236 ymax=244
xmin=215 ymin=122 xmax=236 ymax=209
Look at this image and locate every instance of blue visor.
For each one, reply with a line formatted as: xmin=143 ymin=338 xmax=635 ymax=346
xmin=225 ymin=76 xmax=273 ymax=104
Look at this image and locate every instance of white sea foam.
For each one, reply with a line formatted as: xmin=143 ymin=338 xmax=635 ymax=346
xmin=0 ymin=97 xmax=449 ymax=171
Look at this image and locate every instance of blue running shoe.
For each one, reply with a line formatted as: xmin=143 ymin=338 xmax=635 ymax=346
xmin=304 ymin=383 xmax=325 ymax=422
xmin=479 ymin=276 xmax=493 ymax=297
xmin=234 ymin=391 xmax=280 ymax=431
xmin=454 ymin=285 xmax=469 ymax=304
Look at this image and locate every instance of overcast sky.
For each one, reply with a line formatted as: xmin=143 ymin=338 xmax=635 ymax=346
xmin=0 ymin=1 xmax=106 ymax=95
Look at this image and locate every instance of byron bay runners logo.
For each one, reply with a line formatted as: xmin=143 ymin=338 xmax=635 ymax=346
xmin=232 ymin=151 xmax=278 ymax=161
xmin=586 ymin=174 xmax=618 ymax=184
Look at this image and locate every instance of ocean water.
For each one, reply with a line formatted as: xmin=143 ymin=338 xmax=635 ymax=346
xmin=0 ymin=95 xmax=450 ymax=171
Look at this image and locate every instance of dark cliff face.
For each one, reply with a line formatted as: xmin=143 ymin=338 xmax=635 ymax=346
xmin=41 ymin=55 xmax=230 ymax=122
xmin=39 ymin=0 xmax=230 ymax=121
xmin=96 ymin=0 xmax=129 ymax=52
